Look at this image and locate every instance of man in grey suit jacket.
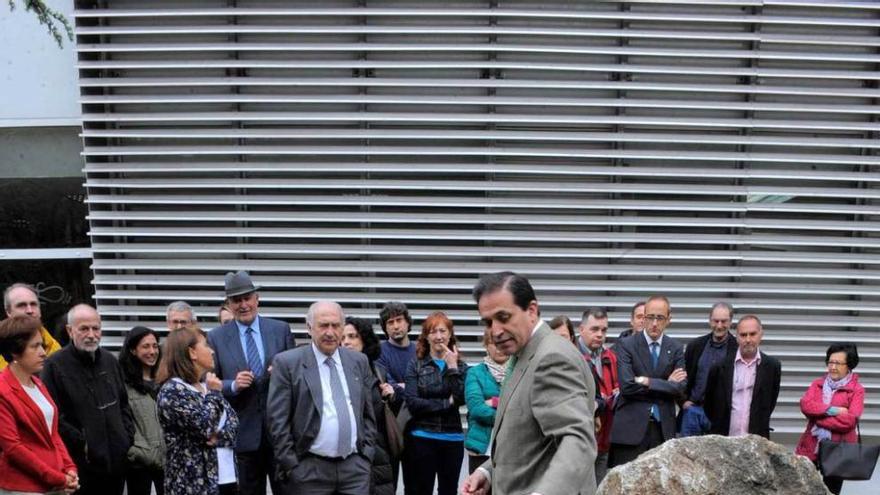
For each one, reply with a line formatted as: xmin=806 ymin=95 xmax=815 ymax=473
xmin=268 ymin=300 xmax=376 ymax=494
xmin=609 ymin=295 xmax=686 ymax=468
xmin=462 ymin=272 xmax=597 ymax=495
xmin=208 ymin=271 xmax=296 ymax=495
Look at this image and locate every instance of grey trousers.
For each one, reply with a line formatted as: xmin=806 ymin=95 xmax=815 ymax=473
xmin=279 ymin=453 xmax=371 ymax=495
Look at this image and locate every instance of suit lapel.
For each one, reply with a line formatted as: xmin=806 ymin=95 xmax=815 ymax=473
xmin=5 ymin=374 xmax=53 ymax=444
xmin=750 ymin=353 xmax=768 ymax=416
xmin=223 ymin=324 xmax=249 ymax=371
xmin=635 ymin=335 xmax=653 ymax=374
xmin=657 ymin=338 xmax=675 ymax=372
xmin=339 ymin=349 xmax=361 ymax=414
xmin=492 ymin=323 xmax=548 ymax=455
xmin=256 ymin=317 xmax=274 ymax=374
xmin=302 ymin=347 xmax=323 ymax=414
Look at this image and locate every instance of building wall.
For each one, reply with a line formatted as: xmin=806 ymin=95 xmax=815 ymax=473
xmin=73 ymin=0 xmax=879 ymax=435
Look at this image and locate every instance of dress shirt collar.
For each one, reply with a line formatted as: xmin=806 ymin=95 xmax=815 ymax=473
xmin=643 ymin=330 xmax=664 ymax=348
xmin=734 ymin=347 xmax=761 ymax=366
xmin=235 ymin=315 xmax=261 ymax=335
xmin=311 ymin=342 xmax=341 ymax=365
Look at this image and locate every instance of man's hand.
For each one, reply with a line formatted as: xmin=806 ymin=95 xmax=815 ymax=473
xmin=837 ymin=406 xmax=849 ymax=416
xmin=682 ymin=400 xmax=695 ymax=409
xmin=595 ymin=416 xmax=602 ymax=433
xmin=667 ymin=368 xmax=687 ymax=383
xmin=461 ymin=469 xmax=490 ymax=495
xmin=379 ymin=382 xmax=395 ymax=399
xmin=234 ymin=370 xmax=255 ymax=390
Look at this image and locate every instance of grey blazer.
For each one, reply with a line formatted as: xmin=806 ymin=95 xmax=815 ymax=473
xmin=267 ymin=345 xmax=377 ymax=474
xmin=610 ymin=332 xmax=686 ymax=446
xmin=482 ymin=323 xmax=597 ymax=495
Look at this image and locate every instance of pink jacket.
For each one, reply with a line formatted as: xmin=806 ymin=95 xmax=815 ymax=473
xmin=794 ymin=373 xmax=864 ymax=462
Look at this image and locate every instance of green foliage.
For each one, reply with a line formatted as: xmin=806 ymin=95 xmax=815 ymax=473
xmin=8 ymin=0 xmax=74 ymax=48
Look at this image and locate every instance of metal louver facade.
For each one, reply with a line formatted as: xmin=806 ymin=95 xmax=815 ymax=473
xmin=74 ymin=0 xmax=879 ymax=435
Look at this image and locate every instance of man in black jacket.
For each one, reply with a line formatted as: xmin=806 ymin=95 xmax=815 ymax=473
xmin=41 ymin=304 xmax=134 ymax=495
xmin=703 ymin=315 xmax=782 ymax=439
xmin=680 ymin=302 xmax=739 ymax=436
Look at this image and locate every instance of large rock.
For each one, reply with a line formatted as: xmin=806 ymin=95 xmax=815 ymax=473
xmin=598 ymin=435 xmax=830 ymax=495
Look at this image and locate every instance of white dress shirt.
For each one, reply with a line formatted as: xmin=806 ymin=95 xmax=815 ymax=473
xmin=308 ymin=344 xmax=358 ymax=457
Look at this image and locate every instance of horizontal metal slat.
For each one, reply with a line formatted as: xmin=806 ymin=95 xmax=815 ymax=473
xmin=86 ymin=210 xmax=880 ymax=233
xmin=80 ymin=128 xmax=880 ymax=150
xmin=81 ymin=178 xmax=880 ymax=200
xmin=71 ymin=8 xmax=880 ymax=26
xmin=74 ymin=42 xmax=880 ymax=64
xmin=79 ymin=147 xmax=880 ymax=168
xmin=81 ymin=195 xmax=880 ymax=216
xmin=75 ymin=77 xmax=880 ymax=99
xmin=75 ymin=59 xmax=880 ymax=80
xmin=88 ymin=257 xmax=880 ymax=279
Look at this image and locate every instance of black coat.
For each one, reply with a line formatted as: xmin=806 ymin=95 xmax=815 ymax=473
xmin=370 ymin=364 xmax=395 ymax=495
xmin=683 ymin=332 xmax=738 ymax=403
xmin=41 ymin=345 xmax=135 ymax=476
xmin=703 ymin=351 xmax=782 ymax=439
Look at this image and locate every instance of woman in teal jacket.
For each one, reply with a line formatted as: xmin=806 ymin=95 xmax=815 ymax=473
xmin=464 ymin=328 xmax=510 ymax=473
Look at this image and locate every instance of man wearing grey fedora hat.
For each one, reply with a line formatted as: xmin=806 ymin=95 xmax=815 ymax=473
xmin=207 ymin=270 xmax=296 ymax=495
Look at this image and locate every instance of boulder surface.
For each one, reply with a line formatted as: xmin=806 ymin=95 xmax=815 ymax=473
xmin=598 ymin=434 xmax=830 ymax=495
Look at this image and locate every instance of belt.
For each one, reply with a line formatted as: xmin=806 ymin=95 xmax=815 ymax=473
xmin=308 ymin=452 xmax=350 ymax=462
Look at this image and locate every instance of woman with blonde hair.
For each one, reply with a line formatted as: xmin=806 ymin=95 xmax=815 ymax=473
xmin=157 ymin=326 xmax=238 ymax=495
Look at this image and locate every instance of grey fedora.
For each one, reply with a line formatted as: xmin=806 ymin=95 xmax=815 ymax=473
xmin=224 ymin=270 xmax=260 ymax=297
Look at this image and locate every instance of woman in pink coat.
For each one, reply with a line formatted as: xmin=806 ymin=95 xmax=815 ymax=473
xmin=795 ymin=342 xmax=864 ymax=495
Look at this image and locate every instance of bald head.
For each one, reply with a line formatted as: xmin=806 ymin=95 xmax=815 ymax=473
xmin=66 ymin=304 xmax=102 ymax=352
xmin=4 ymin=284 xmax=42 ymax=321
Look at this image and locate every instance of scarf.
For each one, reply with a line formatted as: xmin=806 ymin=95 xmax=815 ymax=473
xmin=484 ymin=355 xmax=507 ymax=384
xmin=811 ymin=372 xmax=853 ymax=449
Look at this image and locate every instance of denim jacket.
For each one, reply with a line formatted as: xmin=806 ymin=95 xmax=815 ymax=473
xmin=403 ymin=356 xmax=468 ymax=434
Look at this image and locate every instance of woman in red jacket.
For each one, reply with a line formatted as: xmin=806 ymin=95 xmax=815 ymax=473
xmin=0 ymin=315 xmax=79 ymax=494
xmin=795 ymin=342 xmax=864 ymax=495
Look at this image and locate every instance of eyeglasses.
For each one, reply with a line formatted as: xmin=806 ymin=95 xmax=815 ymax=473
xmin=826 ymin=361 xmax=847 ymax=367
xmin=644 ymin=315 xmax=668 ymax=323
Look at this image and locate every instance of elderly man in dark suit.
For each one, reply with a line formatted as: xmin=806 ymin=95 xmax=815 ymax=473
xmin=208 ymin=270 xmax=296 ymax=495
xmin=609 ymin=295 xmax=686 ymax=468
xmin=267 ymin=300 xmax=376 ymax=494
xmin=703 ymin=314 xmax=782 ymax=439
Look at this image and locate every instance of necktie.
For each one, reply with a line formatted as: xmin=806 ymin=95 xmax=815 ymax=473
xmin=649 ymin=342 xmax=661 ymax=421
xmin=325 ymin=357 xmax=353 ymax=458
xmin=650 ymin=342 xmax=660 ymax=369
xmin=244 ymin=328 xmax=263 ymax=378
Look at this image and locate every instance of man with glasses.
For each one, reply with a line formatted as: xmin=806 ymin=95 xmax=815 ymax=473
xmin=41 ymin=304 xmax=134 ymax=495
xmin=679 ymin=302 xmax=739 ymax=437
xmin=609 ymin=295 xmax=686 ymax=468
xmin=165 ymin=300 xmax=197 ymax=331
xmin=703 ymin=315 xmax=781 ymax=439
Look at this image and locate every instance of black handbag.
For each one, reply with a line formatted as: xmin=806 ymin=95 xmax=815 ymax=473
xmin=818 ymin=421 xmax=880 ymax=480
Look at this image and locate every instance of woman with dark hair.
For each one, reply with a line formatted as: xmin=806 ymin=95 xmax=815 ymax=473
xmin=0 ymin=315 xmax=78 ymax=494
xmin=549 ymin=315 xmax=576 ymax=343
xmin=119 ymin=326 xmax=166 ymax=495
xmin=157 ymin=326 xmax=239 ymax=495
xmin=403 ymin=311 xmax=468 ymax=495
xmin=795 ymin=342 xmax=865 ymax=495
xmin=342 ymin=316 xmax=395 ymax=495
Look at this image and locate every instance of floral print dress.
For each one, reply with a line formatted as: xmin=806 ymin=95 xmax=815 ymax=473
xmin=157 ymin=378 xmax=239 ymax=495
